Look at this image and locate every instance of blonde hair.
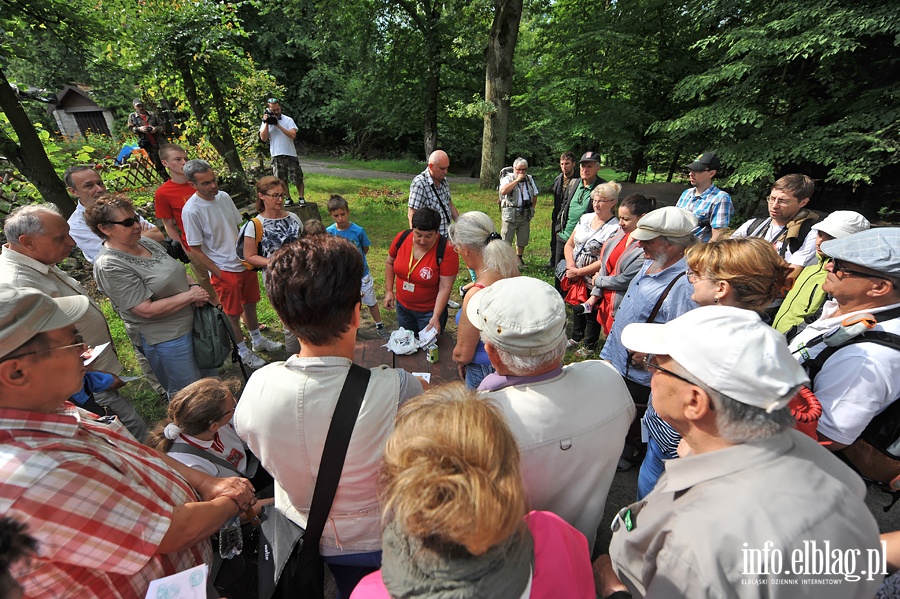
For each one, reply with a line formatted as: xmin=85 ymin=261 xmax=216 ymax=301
xmin=380 ymin=383 xmax=526 ymax=556
xmin=590 ymin=181 xmax=622 ymax=202
xmin=146 ymin=378 xmax=241 ymax=450
xmin=685 ymin=237 xmax=793 ymax=312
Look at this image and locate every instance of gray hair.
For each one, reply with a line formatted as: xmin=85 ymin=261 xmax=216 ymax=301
xmin=513 ymin=157 xmax=528 ymax=169
xmin=4 ymin=204 xmax=63 ymax=243
xmin=63 ymin=165 xmax=95 ymax=189
xmin=661 ymin=233 xmax=697 ymax=249
xmin=448 ymin=211 xmax=518 ymax=278
xmin=183 ymin=159 xmax=213 ymax=183
xmin=491 ymin=338 xmax=567 ymax=376
xmin=670 ymin=360 xmax=794 ymax=443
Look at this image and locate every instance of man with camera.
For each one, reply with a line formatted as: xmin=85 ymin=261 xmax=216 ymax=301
xmin=259 ymin=98 xmax=304 ymax=206
xmin=128 ymin=98 xmax=169 ymax=181
xmin=499 ymin=157 xmax=539 ymax=266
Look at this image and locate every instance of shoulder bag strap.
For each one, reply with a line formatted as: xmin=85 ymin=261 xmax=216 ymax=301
xmin=647 ymin=272 xmax=687 ymax=323
xmin=298 ymin=364 xmax=372 ymax=564
xmin=168 ymin=441 xmax=245 ymax=478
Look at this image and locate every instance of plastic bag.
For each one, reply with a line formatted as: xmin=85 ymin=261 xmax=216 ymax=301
xmin=385 ymin=328 xmax=418 ymax=355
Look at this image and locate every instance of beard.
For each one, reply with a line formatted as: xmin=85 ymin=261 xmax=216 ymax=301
xmin=650 ymin=250 xmax=671 ymax=271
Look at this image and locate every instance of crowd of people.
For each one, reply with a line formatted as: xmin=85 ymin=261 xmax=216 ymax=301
xmin=0 ymin=143 xmax=899 ymax=599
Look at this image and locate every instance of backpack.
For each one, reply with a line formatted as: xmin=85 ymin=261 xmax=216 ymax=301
xmin=236 ymin=217 xmax=264 ymax=271
xmin=192 ymin=303 xmax=249 ymax=380
xmin=802 ymin=326 xmax=900 ymax=494
xmin=393 ymin=229 xmax=447 ymax=267
xmin=746 ymin=215 xmax=816 ymax=258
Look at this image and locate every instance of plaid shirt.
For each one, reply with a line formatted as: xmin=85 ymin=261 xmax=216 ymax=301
xmin=408 ymin=170 xmax=452 ymax=235
xmin=0 ymin=403 xmax=210 ymax=598
xmin=676 ymin=184 xmax=733 ymax=242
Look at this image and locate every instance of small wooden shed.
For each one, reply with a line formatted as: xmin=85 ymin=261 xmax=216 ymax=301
xmin=49 ymin=85 xmax=113 ymax=137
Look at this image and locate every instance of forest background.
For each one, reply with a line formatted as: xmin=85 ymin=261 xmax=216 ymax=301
xmin=0 ymin=0 xmax=898 ymax=223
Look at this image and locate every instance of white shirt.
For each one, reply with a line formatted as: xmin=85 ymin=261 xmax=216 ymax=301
xmin=265 ymin=114 xmax=298 ymax=157
xmin=168 ymin=423 xmax=248 ymax=477
xmin=181 ymin=191 xmax=245 ymax=273
xmin=67 ymin=201 xmax=158 ymax=263
xmin=788 ymin=300 xmax=900 ymax=445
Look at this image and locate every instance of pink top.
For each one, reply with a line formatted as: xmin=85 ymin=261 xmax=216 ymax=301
xmin=350 ymin=510 xmax=594 ymax=598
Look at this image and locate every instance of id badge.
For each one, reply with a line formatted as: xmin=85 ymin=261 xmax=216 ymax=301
xmin=640 ymin=417 xmax=649 ymax=443
xmin=402 ymin=281 xmax=415 ymax=292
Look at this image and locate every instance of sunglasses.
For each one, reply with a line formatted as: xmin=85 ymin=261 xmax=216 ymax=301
xmin=827 ymin=257 xmax=893 ymax=283
xmin=104 ymin=217 xmax=139 ymax=227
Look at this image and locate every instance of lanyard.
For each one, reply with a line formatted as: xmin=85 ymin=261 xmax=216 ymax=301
xmin=407 ymin=240 xmax=435 ymax=278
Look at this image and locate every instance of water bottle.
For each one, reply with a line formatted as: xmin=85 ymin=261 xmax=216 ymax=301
xmin=218 ymin=515 xmax=243 ymax=559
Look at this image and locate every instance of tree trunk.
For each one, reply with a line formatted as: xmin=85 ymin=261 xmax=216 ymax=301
xmin=0 ymin=68 xmax=76 ymax=217
xmin=177 ymin=58 xmax=242 ymax=174
xmin=202 ymin=69 xmax=244 ymax=174
xmin=422 ymin=16 xmax=442 ymax=158
xmin=479 ymin=0 xmax=523 ymax=189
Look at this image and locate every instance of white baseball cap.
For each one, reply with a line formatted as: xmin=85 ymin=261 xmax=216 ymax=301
xmin=466 ymin=277 xmax=567 ymax=356
xmin=621 ymin=306 xmax=808 ymax=412
xmin=812 ymin=211 xmax=870 ymax=239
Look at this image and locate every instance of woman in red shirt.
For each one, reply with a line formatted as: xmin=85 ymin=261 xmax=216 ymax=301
xmin=384 ymin=207 xmax=459 ymax=335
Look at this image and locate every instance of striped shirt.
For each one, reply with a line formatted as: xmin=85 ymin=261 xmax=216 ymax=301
xmin=0 ymin=403 xmax=210 ymax=598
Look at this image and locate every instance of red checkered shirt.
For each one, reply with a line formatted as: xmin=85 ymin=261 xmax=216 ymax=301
xmin=0 ymin=403 xmax=212 ymax=598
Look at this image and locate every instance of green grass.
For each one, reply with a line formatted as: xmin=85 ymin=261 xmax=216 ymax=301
xmin=114 ymin=168 xmax=573 ymax=424
xmin=309 ymin=154 xmax=426 ymax=175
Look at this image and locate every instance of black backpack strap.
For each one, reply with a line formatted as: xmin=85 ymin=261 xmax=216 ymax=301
xmin=805 ymin=329 xmax=900 ymax=382
xmin=214 ymin=304 xmax=249 ymax=382
xmin=393 ymin=229 xmax=412 ymax=254
xmin=296 ymin=364 xmax=372 ymax=582
xmin=747 ymin=217 xmax=767 ymax=237
xmin=436 ymin=235 xmax=447 ymax=267
xmin=168 ymin=441 xmax=245 ymax=478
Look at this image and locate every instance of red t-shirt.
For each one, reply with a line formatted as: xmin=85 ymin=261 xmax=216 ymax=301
xmin=390 ymin=230 xmax=459 ymax=312
xmin=155 ymin=180 xmax=196 ymax=245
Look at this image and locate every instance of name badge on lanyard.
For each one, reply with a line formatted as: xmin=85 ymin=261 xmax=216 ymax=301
xmin=403 ymin=281 xmax=415 ymax=292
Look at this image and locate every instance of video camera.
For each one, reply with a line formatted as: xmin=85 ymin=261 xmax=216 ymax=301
xmin=263 ymin=109 xmax=278 ymax=125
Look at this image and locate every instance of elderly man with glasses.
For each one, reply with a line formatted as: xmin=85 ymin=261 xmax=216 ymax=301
xmin=0 ymin=287 xmax=256 ymax=598
xmin=787 ymin=227 xmax=900 ymax=456
xmin=593 ymin=306 xmax=882 ymax=599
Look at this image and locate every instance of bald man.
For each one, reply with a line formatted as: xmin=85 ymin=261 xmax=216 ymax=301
xmin=407 ymin=150 xmax=459 ymax=236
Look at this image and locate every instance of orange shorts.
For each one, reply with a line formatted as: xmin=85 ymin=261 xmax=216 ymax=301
xmin=210 ymin=270 xmax=261 ymax=316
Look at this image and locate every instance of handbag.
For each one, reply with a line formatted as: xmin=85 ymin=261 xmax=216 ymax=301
xmin=555 ymin=222 xmax=608 ymax=281
xmin=258 ymin=364 xmax=372 ymax=599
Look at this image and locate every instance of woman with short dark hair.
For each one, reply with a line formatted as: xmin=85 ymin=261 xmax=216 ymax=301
xmin=384 ymin=207 xmax=460 ymax=335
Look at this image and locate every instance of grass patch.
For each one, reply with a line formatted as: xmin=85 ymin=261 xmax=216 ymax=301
xmin=112 ymin=166 xmax=564 ymax=425
xmin=308 ymin=154 xmax=426 ymax=175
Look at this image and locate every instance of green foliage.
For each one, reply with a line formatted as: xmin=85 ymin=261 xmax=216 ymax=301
xmin=660 ymin=0 xmax=900 ymax=191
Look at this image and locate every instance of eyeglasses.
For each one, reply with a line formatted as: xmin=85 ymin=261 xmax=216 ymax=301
xmin=263 ymin=193 xmax=286 ymax=200
xmin=644 ymin=355 xmax=697 ymax=386
xmin=195 ymin=177 xmax=218 ymax=187
xmin=685 ymin=269 xmax=706 ymax=283
xmin=2 ymin=335 xmax=88 ymax=362
xmin=221 ymin=395 xmax=238 ymax=419
xmin=104 ymin=217 xmax=139 ymax=227
xmin=827 ymin=257 xmax=893 ymax=283
xmin=766 ymin=196 xmax=795 ymax=206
